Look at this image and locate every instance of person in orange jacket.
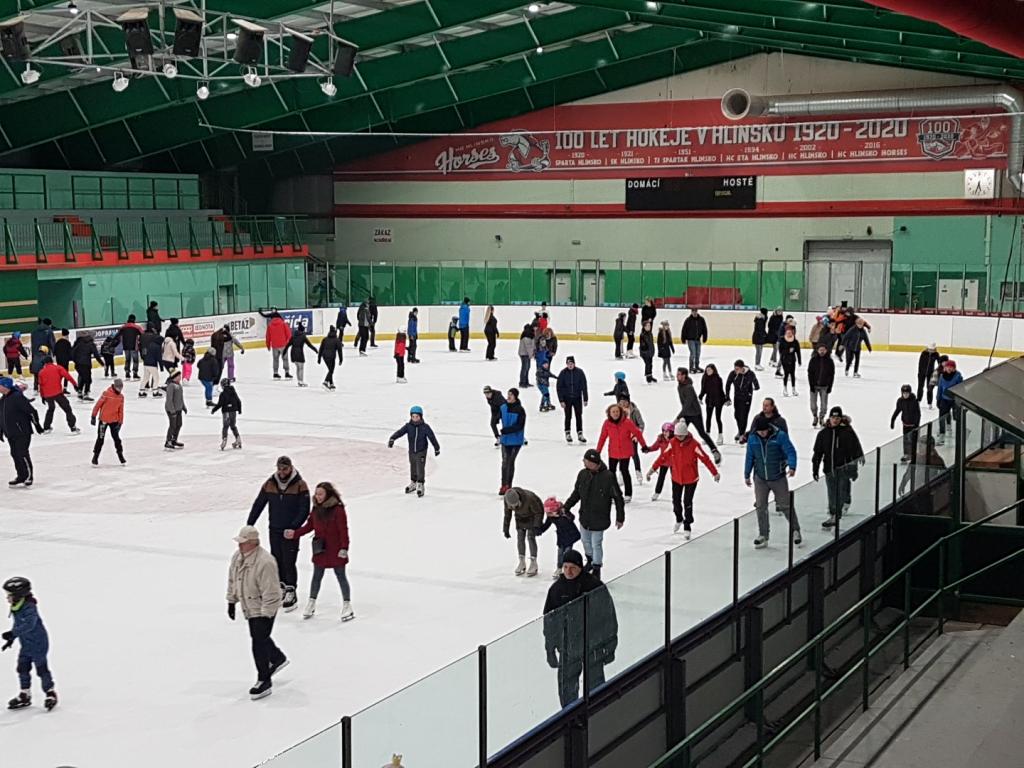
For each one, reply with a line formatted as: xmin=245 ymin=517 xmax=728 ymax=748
xmin=264 ymin=313 xmax=293 ymax=380
xmin=596 ymin=403 xmax=647 ymax=503
xmin=38 ymin=356 xmax=79 ymax=435
xmin=646 ymin=420 xmax=719 ymax=537
xmin=90 ymin=378 xmax=125 ymax=466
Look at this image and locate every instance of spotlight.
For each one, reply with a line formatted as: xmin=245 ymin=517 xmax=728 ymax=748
xmin=645 ymin=1 xmax=660 ymax=10
xmin=242 ymin=67 xmax=261 ymax=88
xmin=20 ymin=63 xmax=39 ymax=85
xmin=0 ymin=16 xmax=30 ymax=62
xmin=535 ymin=45 xmax=544 ymax=54
xmin=286 ymin=30 xmax=314 ymax=73
xmin=117 ymin=8 xmax=153 ymax=69
xmin=112 ymin=71 xmax=130 ymax=92
xmin=528 ymin=3 xmax=540 ymax=12
xmin=232 ymin=19 xmax=266 ymax=65
xmin=68 ymin=1 xmax=79 ymax=14
xmin=196 ymin=83 xmax=210 ymax=100
xmin=320 ymin=79 xmax=337 ymax=97
xmin=226 ymin=32 xmax=237 ymax=41
xmin=332 ymin=36 xmax=358 ymax=77
xmin=172 ymin=8 xmax=204 ymax=58
xmin=162 ymin=62 xmax=178 ymax=78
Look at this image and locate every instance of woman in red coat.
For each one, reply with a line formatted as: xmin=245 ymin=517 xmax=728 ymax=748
xmin=646 ymin=421 xmax=719 ymax=538
xmin=284 ymin=482 xmax=354 ymax=622
xmin=596 ymin=403 xmax=647 ymax=502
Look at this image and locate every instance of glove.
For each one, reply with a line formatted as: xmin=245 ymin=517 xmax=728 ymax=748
xmin=338 ymin=549 xmax=348 ymax=559
xmin=227 ymin=603 xmax=236 ymax=621
xmin=504 ymin=530 xmax=511 ymax=539
xmin=813 ymin=472 xmax=820 ymax=482
xmin=546 ymin=648 xmax=559 ymax=669
xmin=388 ymin=439 xmax=394 ymax=448
xmin=240 ymin=349 xmax=245 ymax=355
xmin=91 ymin=416 xmax=97 ymax=426
xmin=434 ymin=449 xmax=440 ymax=457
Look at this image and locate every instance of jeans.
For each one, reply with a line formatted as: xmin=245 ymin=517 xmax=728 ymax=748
xmin=516 ymin=527 xmax=538 ymax=557
xmin=247 ymin=616 xmax=286 ymax=683
xmin=519 ymin=355 xmax=531 ymax=386
xmin=687 ymin=339 xmax=702 ymax=370
xmin=17 ymin=653 xmax=53 ymax=692
xmin=753 ymin=475 xmax=798 ymax=539
xmin=562 ymin=399 xmax=583 ymax=433
xmin=43 ymin=394 xmax=76 ymax=431
xmin=269 ymin=529 xmax=300 ymax=588
xmin=7 ymin=435 xmax=32 ymax=483
xmin=754 ymin=344 xmax=764 ymax=367
xmin=671 ymin=482 xmax=697 ymax=527
xmin=409 ymin=450 xmax=427 ymax=483
xmin=222 ymin=412 xmax=240 ymax=441
xmin=165 ymin=411 xmax=183 ymax=444
xmin=608 ymin=456 xmax=632 ymax=497
xmin=201 ymin=379 xmax=214 ymax=402
xmin=459 ymin=327 xmax=469 ymax=350
xmin=825 ymin=471 xmax=853 ymax=517
xmin=580 ymin=527 xmax=605 ymax=566
xmin=538 ymin=382 xmax=550 ymax=408
xmin=810 ymin=387 xmax=829 ymax=423
xmin=309 ymin=566 xmax=351 ymax=601
xmin=93 ymin=421 xmax=123 ymax=460
xmin=271 ymin=348 xmax=290 ymax=376
xmin=124 ymin=349 xmax=139 ymax=376
xmin=705 ymin=403 xmax=723 ymax=434
xmin=501 ymin=445 xmax=521 ymax=487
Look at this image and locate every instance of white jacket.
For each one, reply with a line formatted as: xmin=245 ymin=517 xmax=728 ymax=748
xmin=226 ymin=546 xmax=282 ymax=619
xmin=162 ymin=336 xmax=182 ymax=364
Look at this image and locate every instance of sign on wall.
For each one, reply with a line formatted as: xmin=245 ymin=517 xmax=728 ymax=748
xmin=335 ymin=99 xmax=1010 ymax=181
xmin=373 ymin=226 xmax=393 ymax=244
xmin=625 ymin=175 xmax=757 ymax=211
xmin=280 ymin=309 xmax=315 ymax=334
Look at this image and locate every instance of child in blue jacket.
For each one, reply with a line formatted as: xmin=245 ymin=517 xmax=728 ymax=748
xmin=388 ymin=405 xmax=440 ymax=497
xmin=537 ymin=496 xmax=581 ymax=579
xmin=2 ymin=576 xmax=56 ymax=711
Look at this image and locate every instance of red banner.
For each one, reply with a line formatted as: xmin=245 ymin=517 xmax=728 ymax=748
xmin=335 ymin=97 xmax=1009 ymax=181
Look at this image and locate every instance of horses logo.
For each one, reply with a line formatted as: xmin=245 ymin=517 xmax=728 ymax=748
xmin=500 ymin=130 xmax=551 ymax=172
xmin=917 ymin=118 xmax=961 ymax=159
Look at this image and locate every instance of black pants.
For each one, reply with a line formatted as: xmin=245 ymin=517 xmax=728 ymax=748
xmin=408 ymin=336 xmax=418 ymax=362
xmin=485 ymin=332 xmax=497 ymax=360
xmin=43 ymin=394 xmax=76 ymax=431
xmin=269 ymin=529 xmax=300 ymax=588
xmin=5 ymin=358 xmax=21 ymax=375
xmin=501 ymin=444 xmax=521 ymax=487
xmin=93 ymin=422 xmax=123 ymax=460
xmin=682 ymin=412 xmax=718 ymax=455
xmin=613 ymin=336 xmax=623 ymax=359
xmin=845 ymin=349 xmax=861 ymax=374
xmin=563 ymin=399 xmax=583 ymax=433
xmin=557 ymin=657 xmax=606 ymax=708
xmin=459 ymin=327 xmax=469 ymax=351
xmin=654 ymin=465 xmax=669 ymax=494
xmin=78 ymin=368 xmax=93 ymax=396
xmin=247 ymin=616 xmax=286 ymax=683
xmin=7 ymin=435 xmax=32 ymax=483
xmin=395 ymin=355 xmax=405 ymax=379
xmin=901 ymin=424 xmax=917 ymax=457
xmin=705 ymin=403 xmax=723 ymax=434
xmin=938 ymin=400 xmax=954 ymax=435
xmin=641 ymin=353 xmax=654 ymax=380
xmin=448 ymin=334 xmax=457 ymax=351
xmin=626 ymin=332 xmax=635 ymax=352
xmin=519 ymin=355 xmax=531 ymax=387
xmin=357 ymin=327 xmax=369 ymax=352
xmin=369 ymin=323 xmax=377 ymax=347
xmin=734 ymin=400 xmax=752 ymax=436
xmin=221 ymin=412 xmax=240 ymax=441
xmin=671 ymin=481 xmax=698 ymax=527
xmin=102 ymin=353 xmax=115 ymax=376
xmin=609 ymin=456 xmax=632 ymax=497
xmin=409 ymin=450 xmax=427 ymax=483
xmin=916 ymin=375 xmax=936 ymax=406
xmin=165 ymin=411 xmax=183 ymax=444
xmin=323 ymin=359 xmax=336 ymax=386
xmin=781 ymin=359 xmax=796 ymax=388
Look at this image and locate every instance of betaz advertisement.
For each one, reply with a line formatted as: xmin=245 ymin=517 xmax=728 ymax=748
xmin=179 ymin=313 xmax=262 ymax=343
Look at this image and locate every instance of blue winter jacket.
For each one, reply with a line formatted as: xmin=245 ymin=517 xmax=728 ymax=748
xmin=408 ymin=313 xmax=418 ymax=338
xmin=537 ymin=510 xmax=582 ymax=548
xmin=556 ymin=367 xmax=589 ymax=402
xmin=458 ymin=303 xmax=470 ymax=329
xmin=744 ymin=426 xmax=798 ymax=482
xmin=390 ymin=420 xmax=440 ymax=454
xmin=500 ymin=402 xmax=526 ymax=446
xmin=8 ymin=598 xmax=48 ymax=657
xmin=937 ymin=369 xmax=963 ymax=404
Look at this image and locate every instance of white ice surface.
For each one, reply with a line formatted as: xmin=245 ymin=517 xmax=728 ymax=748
xmin=0 ymin=339 xmax=986 ymax=768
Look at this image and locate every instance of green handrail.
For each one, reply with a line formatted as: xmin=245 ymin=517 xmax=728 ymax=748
xmin=649 ymin=496 xmax=1024 ymax=768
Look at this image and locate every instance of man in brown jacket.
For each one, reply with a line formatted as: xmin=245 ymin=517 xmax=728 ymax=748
xmin=227 ymin=525 xmax=287 ymax=700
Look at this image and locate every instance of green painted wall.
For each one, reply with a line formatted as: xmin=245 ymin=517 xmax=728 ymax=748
xmin=35 ymin=260 xmax=307 ymax=327
xmin=0 ymin=270 xmax=39 ymax=333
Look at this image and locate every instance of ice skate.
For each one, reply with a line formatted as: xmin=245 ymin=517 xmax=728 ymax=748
xmin=853 ymin=372 xmax=861 ymax=378
xmin=416 ymin=482 xmax=424 ymax=497
xmin=233 ymin=440 xmax=242 ymax=450
xmin=138 ymin=390 xmax=147 ymax=398
xmin=624 ymin=495 xmax=631 ymax=504
xmin=812 ymin=416 xmax=818 ymax=428
xmin=91 ymin=454 xmax=99 ymax=466
xmin=268 ymin=658 xmax=289 ymax=678
xmin=359 ymin=351 xmax=367 ymax=357
xmin=576 ymin=431 xmax=586 ymax=443
xmin=302 ymin=598 xmax=316 ymax=619
xmin=753 ymin=536 xmax=768 ymax=549
xmin=69 ymin=426 xmax=81 ymax=435
xmin=552 ymin=567 xmax=561 ymax=580
xmin=273 ymin=373 xmax=281 ymax=380
xmin=782 ymin=386 xmax=789 ymax=397
xmin=205 ymin=400 xmax=214 ymax=408
xmin=221 ymin=438 xmax=227 ymax=451
xmin=592 ymin=564 xmax=602 ymax=581
xmin=565 ymin=431 xmax=573 ymax=444
xmin=44 ymin=689 xmax=57 ymax=711
xmin=284 ymin=373 xmax=293 ymax=380
xmin=396 ymin=377 xmax=407 ymax=384
xmin=7 ymin=692 xmax=30 ymax=710
xmin=42 ymin=427 xmax=52 ymax=434
xmin=935 ymin=434 xmax=945 ymax=446
xmin=673 ymin=521 xmax=681 ymax=533
xmin=282 ymin=587 xmax=298 ymax=612
xmin=249 ymin=680 xmax=272 ymax=700
xmin=712 ymin=449 xmax=722 ymax=465
xmin=526 ymin=558 xmax=538 ymax=577
xmin=341 ymin=601 xmax=355 ymax=622
xmin=152 ymin=390 xmax=163 ymax=398
xmin=173 ymin=441 xmax=184 ymax=449
xmin=117 ymin=452 xmax=126 ymax=465
xmin=515 ymin=556 xmax=526 ymax=576
xmin=635 ymin=470 xmax=643 ymax=485
xmin=716 ymin=433 xmax=724 ymax=446
xmin=405 ymin=482 xmax=417 ymax=494
xmin=297 ymin=381 xmax=308 ymax=388
xmin=754 ymin=365 xmax=764 ymax=371
xmin=683 ymin=529 xmax=692 ymax=541
xmin=792 ymin=388 xmax=799 ymax=396
xmin=822 ymin=515 xmax=837 ymax=529
xmin=900 ymin=454 xmax=911 ymax=463
xmin=163 ymin=441 xmax=175 ymax=451
xmin=651 ymin=491 xmax=660 ymax=501
xmin=323 ymin=382 xmax=332 ymax=391
xmin=841 ymin=502 xmax=850 ymax=514
xmin=494 ymin=439 xmax=500 ymax=447
xmin=793 ymin=530 xmax=803 ymax=547
xmin=844 ymin=369 xmax=849 ymax=377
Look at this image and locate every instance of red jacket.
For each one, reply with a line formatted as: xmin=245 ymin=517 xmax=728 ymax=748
xmin=643 ymin=433 xmax=673 ymax=458
xmin=597 ymin=416 xmax=647 ymax=460
xmin=650 ymin=435 xmax=718 ymax=485
xmin=295 ymin=499 xmax=350 ymax=568
xmin=265 ymin=317 xmax=292 ymax=350
xmin=38 ymin=363 xmax=77 ymax=399
xmin=394 ymin=334 xmax=407 ymax=357
xmin=3 ymin=338 xmax=26 ymax=360
xmin=91 ymin=385 xmax=124 ymax=425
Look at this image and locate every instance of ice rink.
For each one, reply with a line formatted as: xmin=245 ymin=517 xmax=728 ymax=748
xmin=0 ymin=335 xmax=987 ymax=768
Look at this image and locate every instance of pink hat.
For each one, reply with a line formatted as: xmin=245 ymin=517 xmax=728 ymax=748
xmin=543 ymin=496 xmax=562 ymax=513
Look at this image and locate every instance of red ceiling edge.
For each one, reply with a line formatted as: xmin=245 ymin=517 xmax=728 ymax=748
xmin=864 ymin=0 xmax=1024 ymax=59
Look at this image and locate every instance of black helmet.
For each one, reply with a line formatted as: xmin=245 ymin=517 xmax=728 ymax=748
xmin=2 ymin=576 xmax=31 ymax=600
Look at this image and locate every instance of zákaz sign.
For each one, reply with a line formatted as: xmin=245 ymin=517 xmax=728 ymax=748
xmin=625 ymin=175 xmax=757 ymax=211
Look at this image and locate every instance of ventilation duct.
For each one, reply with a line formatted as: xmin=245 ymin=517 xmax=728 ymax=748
xmin=720 ymin=86 xmax=1024 ymax=189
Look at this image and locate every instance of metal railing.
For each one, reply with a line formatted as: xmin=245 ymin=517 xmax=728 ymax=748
xmin=648 ymin=496 xmax=1024 ymax=768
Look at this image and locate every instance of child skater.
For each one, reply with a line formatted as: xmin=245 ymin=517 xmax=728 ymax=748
xmin=388 ymin=405 xmax=440 ymax=497
xmin=537 ymin=496 xmax=581 ymax=579
xmin=2 ymin=576 xmax=57 ymax=711
xmin=642 ymin=422 xmax=675 ymax=501
xmin=646 ymin=420 xmax=720 ymax=537
xmin=604 ymin=370 xmax=630 ymax=401
xmin=447 ymin=316 xmax=459 ymax=352
xmin=656 ymin=320 xmax=674 ymax=381
xmin=890 ymin=384 xmax=921 ymax=462
xmin=619 ymin=397 xmax=646 ymax=485
xmin=4 ymin=332 xmax=28 ymax=377
xmin=394 ymin=328 xmax=407 ymax=383
xmin=180 ymin=337 xmax=196 ymax=383
xmin=537 ymin=359 xmax=554 ymax=412
xmin=211 ymin=378 xmax=242 ymax=450
xmin=99 ymin=333 xmax=118 ymax=378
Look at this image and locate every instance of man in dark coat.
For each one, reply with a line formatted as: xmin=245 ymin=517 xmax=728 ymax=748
xmin=117 ymin=314 xmax=143 ymax=379
xmin=335 ymin=305 xmax=351 ymax=343
xmin=355 ymin=301 xmax=370 ymax=354
xmin=556 ymin=356 xmax=589 ymax=444
xmin=675 ymin=368 xmax=721 ymax=462
xmin=165 ymin=318 xmax=185 ymax=351
xmin=625 ymin=304 xmax=639 ymax=357
xmin=29 ymin=319 xmax=56 ymax=391
xmin=247 ymin=456 xmax=311 ymax=612
xmin=146 ymin=301 xmax=163 ymax=333
xmin=563 ymin=449 xmax=625 ymax=580
xmin=70 ymin=332 xmax=103 ymax=401
xmin=812 ymin=406 xmax=864 ymax=529
xmin=916 ymin=343 xmax=940 ymax=406
xmin=483 ymin=385 xmax=506 ymax=446
xmin=807 ymin=344 xmax=836 ymax=428
xmin=543 ymin=549 xmax=619 ymax=707
xmin=681 ymin=308 xmax=709 ymax=373
xmin=367 ymin=296 xmax=379 ymax=348
xmin=0 ymin=377 xmax=43 ymax=487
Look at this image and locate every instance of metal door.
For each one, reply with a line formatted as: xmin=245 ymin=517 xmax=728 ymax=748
xmin=805 ymin=240 xmax=892 ymax=310
xmin=577 ymin=260 xmax=603 ymax=306
xmin=805 ymin=261 xmax=858 ymax=308
xmin=551 ymin=271 xmax=572 ymax=304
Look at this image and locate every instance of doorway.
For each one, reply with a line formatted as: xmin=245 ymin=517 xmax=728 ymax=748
xmin=804 ymin=240 xmax=892 ymax=309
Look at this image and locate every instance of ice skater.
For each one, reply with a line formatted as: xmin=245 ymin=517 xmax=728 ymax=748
xmin=90 ymin=378 xmax=126 ymax=466
xmin=139 ymin=326 xmax=163 ymax=397
xmin=935 ymin=359 xmax=962 ymax=446
xmin=537 ymin=358 xmax=554 ymax=411
xmin=407 ymin=308 xmax=420 ymax=363
xmin=656 ymin=320 xmax=674 ymax=380
xmin=265 ymin=313 xmax=293 ymax=380
xmin=604 ymin=370 xmax=629 ymax=402
xmin=564 ymin=448 xmax=625 ymax=580
xmin=681 ymin=308 xmax=708 ymax=373
xmin=841 ymin=318 xmax=871 ymax=378
xmin=447 ymin=316 xmax=459 ymax=352
xmin=0 ymin=376 xmax=42 ymax=487
xmin=517 ymin=324 xmax=535 ymax=386
xmin=641 ymin=422 xmax=675 ymax=501
xmin=752 ymin=308 xmax=769 ymax=370
xmin=767 ymin=308 xmax=784 ymax=367
xmin=744 ymin=414 xmax=800 ymax=549
xmin=71 ymin=331 xmax=103 ymax=401
xmin=483 ymin=385 xmax=506 ymax=446
xmin=916 ymin=343 xmax=940 ymax=408
xmin=38 ymin=355 xmax=79 ymax=435
xmin=638 ymin=320 xmax=656 ymax=384
xmin=163 ymin=369 xmax=186 ymax=450
xmin=100 ymin=333 xmax=118 ymax=378
xmin=180 ymin=338 xmax=196 ymax=383
xmin=2 ymin=576 xmax=56 ymax=711
xmin=288 ymin=320 xmax=318 ymax=388
xmin=537 ymin=496 xmax=581 ymax=579
xmin=675 ymin=368 xmax=721 ymax=463
xmin=197 ymin=348 xmax=221 ymax=407
xmin=458 ymin=297 xmax=471 ymax=352
xmin=891 ymin=385 xmax=921 ymax=462
xmin=646 ymin=420 xmax=720 ymax=537
xmin=503 ymin=487 xmax=544 ymax=577
xmin=812 ymin=406 xmax=864 ymax=529
xmin=498 ymin=389 xmax=526 ymax=495
xmin=725 ymin=359 xmax=759 ymax=442
xmin=212 ymin=378 xmax=243 ymax=450
xmin=394 ymin=328 xmax=408 ymax=383
xmin=388 ymin=405 xmax=441 ymax=497
xmin=318 ymin=326 xmax=342 ymax=390
xmin=3 ymin=332 xmax=27 ymax=377
xmin=556 ymin=356 xmax=588 ymax=444
xmin=612 ymin=312 xmax=626 ymax=359
xmin=285 ymin=481 xmax=354 ymax=623
xmin=807 ymin=344 xmax=835 ymax=428
xmin=597 ymin=402 xmax=647 ymax=503
xmin=699 ymin=363 xmax=726 ymax=446
xmin=778 ymin=326 xmax=802 ymax=396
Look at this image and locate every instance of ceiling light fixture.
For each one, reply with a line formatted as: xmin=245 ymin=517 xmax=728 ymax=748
xmin=162 ymin=62 xmax=177 ymax=78
xmin=196 ymin=83 xmax=210 ymax=100
xmin=528 ymin=3 xmax=540 ymax=13
xmin=645 ymin=1 xmax=660 ymax=10
xmin=68 ymin=1 xmax=79 ymax=15
xmin=535 ymin=45 xmax=544 ymax=54
xmin=111 ymin=71 xmax=130 ymax=92
xmin=320 ymin=79 xmax=337 ymax=97
xmin=242 ymin=66 xmax=261 ymax=88
xmin=20 ymin=63 xmax=39 ymax=85
xmin=226 ymin=32 xmax=237 ymax=41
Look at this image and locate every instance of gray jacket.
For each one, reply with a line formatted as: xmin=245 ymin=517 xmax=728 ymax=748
xmin=518 ymin=336 xmax=535 ymax=358
xmin=164 ymin=380 xmax=186 ymax=414
xmin=222 ymin=336 xmax=244 ymax=359
xmin=676 ymin=380 xmax=701 ymax=420
xmin=628 ymin=403 xmax=645 ymax=432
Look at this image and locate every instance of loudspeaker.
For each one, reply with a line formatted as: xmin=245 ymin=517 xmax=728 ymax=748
xmin=0 ymin=19 xmax=29 ymax=61
xmin=287 ymin=33 xmax=313 ymax=73
xmin=233 ymin=19 xmax=265 ymax=65
xmin=333 ymin=38 xmax=358 ymax=77
xmin=172 ymin=9 xmax=204 ymax=57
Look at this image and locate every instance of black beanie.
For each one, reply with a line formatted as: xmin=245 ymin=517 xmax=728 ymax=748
xmin=562 ymin=550 xmax=584 ymax=568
